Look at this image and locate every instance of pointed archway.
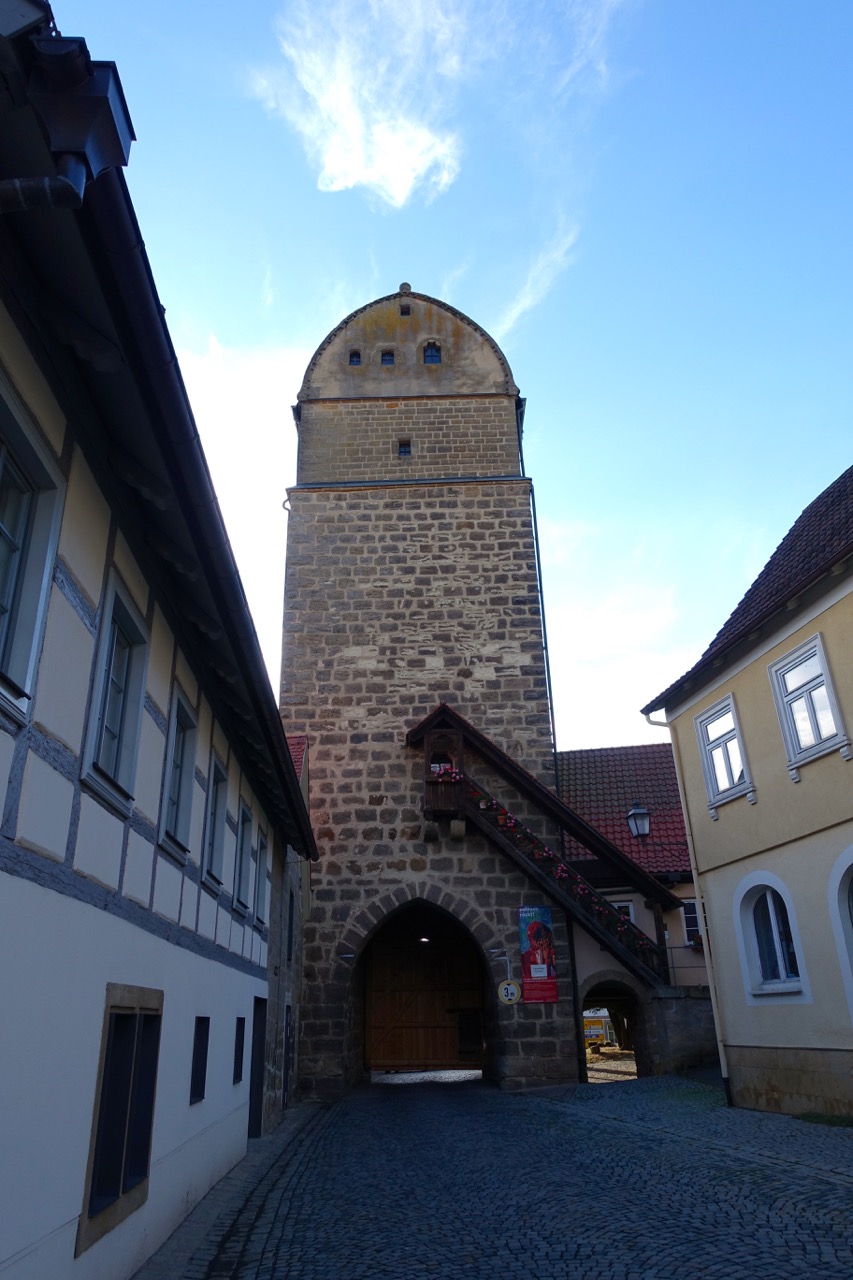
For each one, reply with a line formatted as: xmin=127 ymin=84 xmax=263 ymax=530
xmin=364 ymin=902 xmax=487 ymax=1072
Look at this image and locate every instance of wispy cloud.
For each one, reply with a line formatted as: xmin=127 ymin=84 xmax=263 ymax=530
xmin=261 ymin=264 xmax=274 ymax=309
xmin=249 ymin=0 xmax=470 ymax=208
xmin=492 ymin=223 xmax=579 ymax=340
xmin=557 ymin=0 xmax=627 ymax=97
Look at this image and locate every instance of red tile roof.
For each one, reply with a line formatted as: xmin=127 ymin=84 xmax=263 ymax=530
xmin=286 ymin=735 xmax=308 ymax=782
xmin=644 ymin=464 xmax=853 ymax=714
xmin=557 ymin=743 xmax=690 ymax=876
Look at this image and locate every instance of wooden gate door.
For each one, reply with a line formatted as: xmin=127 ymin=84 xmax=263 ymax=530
xmin=365 ymin=908 xmax=485 ymax=1071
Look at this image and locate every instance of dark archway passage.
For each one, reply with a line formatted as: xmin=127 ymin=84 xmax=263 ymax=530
xmin=583 ymin=978 xmax=651 ymax=1078
xmin=364 ymin=903 xmax=487 ymax=1072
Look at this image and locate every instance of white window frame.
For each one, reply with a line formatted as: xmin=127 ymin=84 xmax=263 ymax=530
xmin=234 ymin=801 xmax=253 ymax=913
xmin=768 ymin=634 xmax=850 ymax=780
xmin=682 ymin=899 xmax=701 ymax=944
xmin=734 ymin=871 xmax=810 ymax=1005
xmin=202 ymin=753 xmax=227 ymax=890
xmin=0 ymin=367 xmax=65 ymax=721
xmin=254 ymin=827 xmax=269 ymax=925
xmin=608 ymin=900 xmax=635 ymax=922
xmin=83 ymin=575 xmax=148 ymax=815
xmin=159 ymin=685 xmax=197 ymax=863
xmin=694 ymin=694 xmax=755 ymax=818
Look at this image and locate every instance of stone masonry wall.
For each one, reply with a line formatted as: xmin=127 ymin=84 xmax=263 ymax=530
xmin=280 ymin=475 xmax=579 ymax=1096
xmin=296 ymin=396 xmax=521 ymax=485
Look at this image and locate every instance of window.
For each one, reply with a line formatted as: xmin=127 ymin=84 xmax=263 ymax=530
xmin=233 ymin=1016 xmax=245 ymax=1084
xmin=682 ymin=900 xmax=701 ymax=944
xmin=348 ymin=350 xmax=361 ymax=366
xmin=255 ymin=829 xmax=268 ymax=924
xmin=398 ymin=439 xmax=412 ymax=458
xmin=609 ymin=900 xmax=635 ymax=922
xmin=0 ymin=372 xmax=64 ymax=716
xmin=380 ymin=349 xmax=394 ymax=365
xmin=77 ymin=984 xmax=163 ymax=1255
xmin=399 ymin=304 xmax=411 ymax=316
xmin=694 ymin=695 xmax=755 ymax=817
xmin=753 ymin=889 xmax=799 ymax=983
xmin=161 ymin=688 xmax=197 ymax=860
xmin=735 ymin=873 xmax=809 ymax=1003
xmin=768 ymin=634 xmax=850 ymax=777
xmin=203 ymin=755 xmax=227 ymax=887
xmin=84 ymin=578 xmax=148 ymax=812
xmin=234 ymin=802 xmax=252 ymax=911
xmin=423 ymin=342 xmax=441 ymax=364
xmin=189 ymin=1016 xmax=210 ymax=1104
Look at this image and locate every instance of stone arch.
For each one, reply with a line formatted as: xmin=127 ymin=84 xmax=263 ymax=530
xmin=332 ymin=883 xmax=503 ymax=1089
xmin=580 ymin=968 xmax=657 ymax=1078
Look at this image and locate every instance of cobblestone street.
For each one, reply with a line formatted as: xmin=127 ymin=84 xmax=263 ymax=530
xmin=136 ymin=1077 xmax=853 ymax=1280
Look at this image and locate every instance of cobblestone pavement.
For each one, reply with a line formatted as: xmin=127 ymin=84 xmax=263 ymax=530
xmin=134 ymin=1076 xmax=853 ymax=1280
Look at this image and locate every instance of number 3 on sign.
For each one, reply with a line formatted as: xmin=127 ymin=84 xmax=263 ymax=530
xmin=498 ymin=980 xmax=521 ymax=1005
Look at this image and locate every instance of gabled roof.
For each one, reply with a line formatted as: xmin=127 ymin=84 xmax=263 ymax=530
xmin=407 ymin=704 xmax=680 ymax=908
xmin=557 ymin=744 xmax=689 ymax=877
xmin=644 ymin=463 xmax=853 ymax=714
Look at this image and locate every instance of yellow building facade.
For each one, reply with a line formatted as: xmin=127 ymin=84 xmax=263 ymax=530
xmin=644 ymin=466 xmax=853 ymax=1114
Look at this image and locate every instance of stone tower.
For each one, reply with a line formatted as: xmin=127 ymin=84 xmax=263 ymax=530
xmin=281 ymin=285 xmax=580 ymax=1097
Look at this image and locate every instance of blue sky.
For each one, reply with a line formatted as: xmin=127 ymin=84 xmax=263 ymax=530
xmin=68 ymin=0 xmax=853 ymax=748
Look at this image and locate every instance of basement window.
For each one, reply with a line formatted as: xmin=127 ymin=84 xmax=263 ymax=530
xmin=381 ymin=350 xmax=395 ymax=365
xmin=398 ymin=439 xmax=412 ymax=457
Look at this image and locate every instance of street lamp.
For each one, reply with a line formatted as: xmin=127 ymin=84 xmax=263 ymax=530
xmin=626 ymin=802 xmax=650 ymax=839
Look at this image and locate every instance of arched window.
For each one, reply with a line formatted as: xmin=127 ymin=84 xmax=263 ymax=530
xmin=381 ymin=350 xmax=394 ymax=365
xmin=734 ymin=873 xmax=808 ymax=1002
xmin=752 ymin=888 xmax=799 ymax=982
xmin=423 ymin=342 xmax=441 ymax=365
xmin=349 ymin=350 xmax=361 ymax=366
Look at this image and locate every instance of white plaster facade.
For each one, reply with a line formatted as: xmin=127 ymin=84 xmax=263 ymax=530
xmin=0 ymin=10 xmax=314 ymax=1277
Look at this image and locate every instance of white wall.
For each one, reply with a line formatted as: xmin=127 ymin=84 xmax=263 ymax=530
xmin=0 ymin=876 xmax=267 ymax=1280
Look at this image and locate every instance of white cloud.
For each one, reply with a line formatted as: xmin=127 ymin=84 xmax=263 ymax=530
xmin=178 ymin=338 xmax=313 ymax=690
xmin=546 ymin=580 xmax=695 ymax=749
xmin=557 ymin=0 xmax=627 ymax=97
xmin=492 ymin=223 xmax=579 ymax=340
xmin=249 ymin=0 xmax=467 ymax=207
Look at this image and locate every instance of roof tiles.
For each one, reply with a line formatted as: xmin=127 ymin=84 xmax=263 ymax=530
xmin=556 ymin=743 xmax=689 ymax=876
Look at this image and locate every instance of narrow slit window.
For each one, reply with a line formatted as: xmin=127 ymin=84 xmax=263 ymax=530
xmin=189 ymin=1016 xmax=210 ymax=1104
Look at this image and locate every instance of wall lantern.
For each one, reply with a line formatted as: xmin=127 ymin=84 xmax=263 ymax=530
xmin=626 ymin=802 xmax=650 ymax=839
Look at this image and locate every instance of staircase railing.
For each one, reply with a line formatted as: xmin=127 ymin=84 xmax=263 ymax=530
xmin=462 ymin=774 xmax=668 ymax=981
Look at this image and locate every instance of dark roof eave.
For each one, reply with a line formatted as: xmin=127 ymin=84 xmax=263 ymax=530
xmin=642 ymin=552 xmax=853 ymax=717
xmin=83 ymin=168 xmax=317 ymax=861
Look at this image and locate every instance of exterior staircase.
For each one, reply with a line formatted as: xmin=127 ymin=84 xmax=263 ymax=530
xmin=428 ymin=768 xmax=669 ymax=985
